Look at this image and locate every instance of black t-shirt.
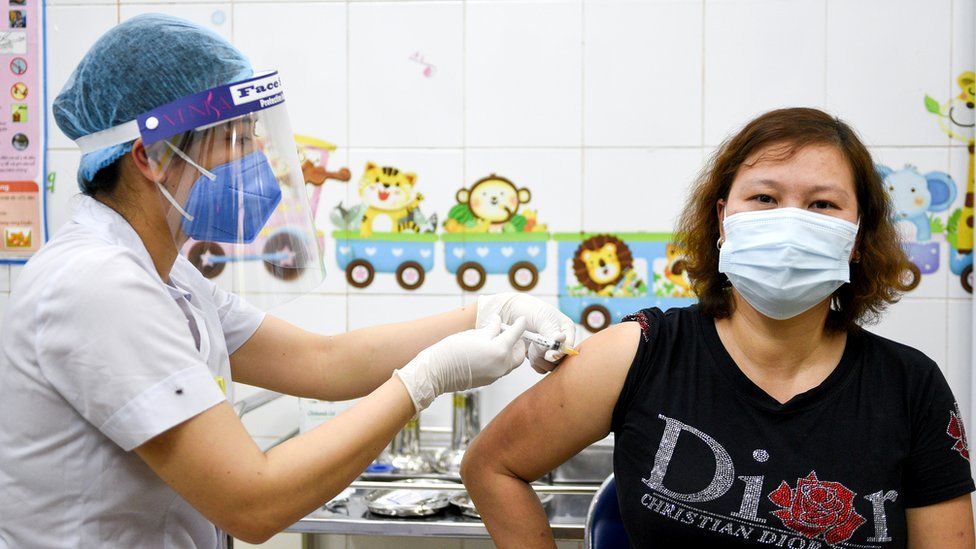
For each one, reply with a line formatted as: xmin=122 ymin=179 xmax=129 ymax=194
xmin=611 ymin=306 xmax=974 ymax=549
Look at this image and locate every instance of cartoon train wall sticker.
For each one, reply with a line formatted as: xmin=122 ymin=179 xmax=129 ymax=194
xmin=179 ymin=147 xmax=697 ymax=331
xmin=183 ymin=135 xmax=351 ymax=281
xmin=443 ymin=174 xmax=549 ymax=292
xmin=555 ymin=233 xmax=696 ymax=332
xmin=331 ymin=162 xmax=438 ymax=290
xmin=876 ymin=164 xmax=957 ymax=291
xmin=925 ymin=71 xmax=975 ymax=293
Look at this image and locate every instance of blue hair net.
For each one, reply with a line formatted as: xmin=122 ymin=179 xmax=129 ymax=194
xmin=53 ymin=14 xmax=253 ymax=192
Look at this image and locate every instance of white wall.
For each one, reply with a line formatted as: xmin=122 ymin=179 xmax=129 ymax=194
xmin=12 ymin=0 xmax=973 ymax=547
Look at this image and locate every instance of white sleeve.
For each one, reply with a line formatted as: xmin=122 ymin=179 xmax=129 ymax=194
xmin=35 ymin=252 xmax=227 ymax=451
xmin=208 ymin=281 xmax=265 ymax=354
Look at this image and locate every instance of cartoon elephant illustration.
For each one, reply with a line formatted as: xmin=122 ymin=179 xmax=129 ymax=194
xmin=876 ymin=164 xmax=957 ymax=242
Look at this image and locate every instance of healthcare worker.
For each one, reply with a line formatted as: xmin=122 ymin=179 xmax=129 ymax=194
xmin=0 ymin=14 xmax=575 ymax=548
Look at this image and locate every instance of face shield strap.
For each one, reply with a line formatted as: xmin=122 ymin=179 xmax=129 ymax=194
xmin=70 ymin=70 xmax=284 ymax=153
xmin=74 ymin=120 xmax=141 ymax=154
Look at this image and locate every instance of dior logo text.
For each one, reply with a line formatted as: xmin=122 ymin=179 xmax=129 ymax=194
xmin=642 ymin=414 xmax=897 ymax=545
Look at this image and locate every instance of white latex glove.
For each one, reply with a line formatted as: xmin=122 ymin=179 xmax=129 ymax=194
xmin=394 ymin=315 xmax=528 ymax=413
xmin=477 ymin=293 xmax=576 ymax=373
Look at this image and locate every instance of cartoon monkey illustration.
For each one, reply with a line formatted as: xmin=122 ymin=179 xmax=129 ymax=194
xmin=455 ymin=174 xmax=531 ymax=232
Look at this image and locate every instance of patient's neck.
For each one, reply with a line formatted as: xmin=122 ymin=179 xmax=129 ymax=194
xmin=715 ymin=292 xmax=845 ymax=400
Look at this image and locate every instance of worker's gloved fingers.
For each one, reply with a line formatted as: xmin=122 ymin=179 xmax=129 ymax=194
xmin=528 ymin=345 xmax=554 ymax=373
xmin=509 ymin=339 xmax=529 ymax=371
xmin=480 ymin=313 xmax=502 ymax=337
xmin=493 ymin=316 xmax=527 ymax=348
xmin=543 ymin=349 xmax=565 ymax=364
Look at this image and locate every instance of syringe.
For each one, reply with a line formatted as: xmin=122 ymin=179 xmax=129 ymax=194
xmin=502 ymin=323 xmax=579 ymax=356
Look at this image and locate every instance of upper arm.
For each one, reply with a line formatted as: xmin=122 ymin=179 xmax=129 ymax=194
xmin=229 ymin=315 xmax=385 ymax=401
xmin=228 ymin=314 xmax=328 ymax=396
xmin=134 ymin=401 xmax=273 ymax=542
xmin=463 ymin=322 xmax=641 ymax=483
xmin=906 ymin=494 xmax=974 ymax=549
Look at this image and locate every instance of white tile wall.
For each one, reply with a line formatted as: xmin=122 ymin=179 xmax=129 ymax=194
xmin=45 ymin=149 xmax=83 ymax=232
xmin=28 ymin=2 xmax=976 ymax=548
xmin=0 ymin=265 xmax=9 ymax=292
xmin=271 ymin=294 xmax=348 ymax=335
xmin=234 ymin=2 xmax=349 ymax=145
xmin=465 ymin=0 xmax=583 ymax=147
xmin=349 ymin=1 xmax=464 ymax=147
xmin=8 ymin=265 xmax=23 ymax=288
xmin=826 ymin=0 xmax=953 ymax=147
xmin=952 ymin=0 xmax=975 ymax=81
xmin=704 ymin=0 xmax=827 ymax=146
xmin=45 ymin=5 xmax=118 ymax=149
xmin=582 ymin=147 xmax=703 ymax=233
xmin=871 ymin=298 xmax=949 ymax=370
xmin=583 ymin=0 xmax=703 ymax=147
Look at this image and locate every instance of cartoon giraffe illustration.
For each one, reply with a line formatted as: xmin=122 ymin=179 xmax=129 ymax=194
xmin=927 ymin=71 xmax=975 ymax=252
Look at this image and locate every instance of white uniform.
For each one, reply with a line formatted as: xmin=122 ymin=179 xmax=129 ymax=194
xmin=0 ymin=196 xmax=265 ymax=548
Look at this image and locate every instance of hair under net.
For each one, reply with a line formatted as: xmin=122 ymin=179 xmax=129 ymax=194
xmin=52 ymin=13 xmax=253 ymax=192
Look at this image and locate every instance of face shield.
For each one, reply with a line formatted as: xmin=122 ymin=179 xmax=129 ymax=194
xmin=74 ymin=71 xmax=325 ymax=309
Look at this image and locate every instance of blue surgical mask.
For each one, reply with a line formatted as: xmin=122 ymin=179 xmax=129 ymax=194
xmin=158 ymin=149 xmax=282 ymax=244
xmin=718 ymin=207 xmax=859 ymax=320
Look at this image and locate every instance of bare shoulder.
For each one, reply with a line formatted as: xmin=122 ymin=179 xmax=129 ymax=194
xmin=462 ymin=321 xmax=645 ymax=483
xmin=502 ymin=321 xmax=643 ymax=433
xmin=551 ymin=321 xmax=642 ymax=381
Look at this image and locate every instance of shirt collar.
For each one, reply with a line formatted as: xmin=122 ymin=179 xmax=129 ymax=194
xmin=70 ymin=195 xmax=194 ymax=302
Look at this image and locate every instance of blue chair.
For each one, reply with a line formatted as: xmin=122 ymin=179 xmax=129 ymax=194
xmin=584 ymin=474 xmax=630 ymax=548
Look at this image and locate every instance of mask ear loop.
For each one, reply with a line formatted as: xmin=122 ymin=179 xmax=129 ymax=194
xmin=850 ymin=215 xmax=862 ymax=263
xmin=165 ymin=141 xmax=217 ymax=181
xmin=717 ymin=204 xmax=727 ymax=249
xmin=156 ymin=182 xmax=194 ymax=222
xmin=155 ymin=140 xmax=216 ymax=222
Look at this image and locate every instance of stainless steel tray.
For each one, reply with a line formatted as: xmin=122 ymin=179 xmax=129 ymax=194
xmin=448 ymin=490 xmax=554 ymax=519
xmin=364 ymin=479 xmax=453 ymax=517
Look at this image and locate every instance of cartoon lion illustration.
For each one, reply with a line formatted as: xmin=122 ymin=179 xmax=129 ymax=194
xmin=358 ymin=162 xmax=424 ymax=237
xmin=573 ymin=235 xmax=634 ymax=296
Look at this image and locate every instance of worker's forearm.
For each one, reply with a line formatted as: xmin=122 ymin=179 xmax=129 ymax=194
xmin=251 ymin=376 xmax=416 ymax=536
xmin=319 ymin=305 xmax=477 ymax=399
xmin=464 ymin=468 xmax=556 ymax=549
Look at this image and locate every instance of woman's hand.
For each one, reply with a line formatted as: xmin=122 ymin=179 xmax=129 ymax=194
xmin=394 ymin=316 xmax=528 ymax=412
xmin=477 ymin=293 xmax=576 ymax=372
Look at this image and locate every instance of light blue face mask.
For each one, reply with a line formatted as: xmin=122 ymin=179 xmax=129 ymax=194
xmin=718 ymin=207 xmax=859 ymax=320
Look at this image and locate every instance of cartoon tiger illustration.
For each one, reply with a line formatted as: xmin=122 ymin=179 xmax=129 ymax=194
xmin=358 ymin=162 xmax=424 ymax=237
xmin=573 ymin=235 xmax=634 ymax=296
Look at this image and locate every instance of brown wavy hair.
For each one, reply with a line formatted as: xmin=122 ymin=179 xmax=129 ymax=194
xmin=675 ymin=107 xmax=911 ymax=331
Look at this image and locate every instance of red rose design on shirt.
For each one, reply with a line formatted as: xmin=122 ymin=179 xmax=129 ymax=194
xmin=768 ymin=471 xmax=866 ymax=545
xmin=948 ymin=403 xmax=969 ymax=460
